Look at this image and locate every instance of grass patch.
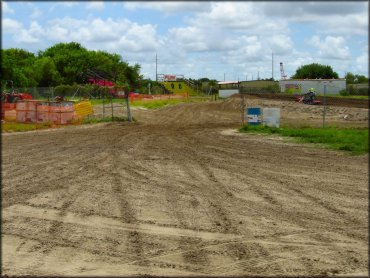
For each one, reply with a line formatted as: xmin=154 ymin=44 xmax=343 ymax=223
xmin=239 ymin=125 xmax=368 ymax=155
xmin=1 ymin=122 xmax=53 ymax=132
xmin=90 ymin=96 xmax=211 ymax=109
xmin=89 ymin=99 xmax=124 ymax=105
xmin=83 ymin=116 xmax=130 ymax=124
xmin=319 ymin=94 xmax=369 ymax=100
xmin=1 ymin=116 xmax=131 ymax=132
xmin=131 ymin=98 xmax=188 ymax=109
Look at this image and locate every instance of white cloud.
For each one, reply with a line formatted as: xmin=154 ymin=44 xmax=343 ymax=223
xmin=62 ymin=2 xmax=77 ymax=8
xmin=15 ymin=21 xmax=45 ymax=44
xmin=220 ymin=36 xmax=264 ymax=65
xmin=261 ymin=2 xmax=368 ymax=36
xmin=123 ymin=2 xmax=210 ymax=13
xmin=86 ymin=1 xmax=104 ymax=11
xmin=261 ymin=2 xmax=367 ymax=20
xmin=49 ymin=2 xmax=78 ymax=12
xmin=355 ymin=51 xmax=369 ymax=75
xmin=308 ymin=35 xmax=351 ymax=60
xmin=317 ymin=13 xmax=368 ymax=36
xmin=24 ymin=17 xmax=161 ymax=53
xmin=116 ymin=23 xmax=161 ymax=52
xmin=46 ymin=25 xmax=69 ymax=42
xmin=168 ymin=26 xmax=239 ymax=52
xmin=189 ymin=2 xmax=289 ymax=35
xmin=2 ymin=18 xmax=22 ymax=33
xmin=2 ymin=1 xmax=14 ymax=14
xmin=30 ymin=7 xmax=42 ymax=19
xmin=267 ymin=35 xmax=294 ymax=55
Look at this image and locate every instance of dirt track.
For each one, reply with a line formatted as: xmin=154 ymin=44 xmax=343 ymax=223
xmin=2 ymin=98 xmax=368 ymax=276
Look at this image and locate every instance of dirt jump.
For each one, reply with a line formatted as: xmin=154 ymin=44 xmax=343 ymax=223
xmin=2 ymin=96 xmax=368 ymax=276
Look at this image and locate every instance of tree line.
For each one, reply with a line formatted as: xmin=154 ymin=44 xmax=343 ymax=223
xmin=1 ymin=42 xmax=142 ymax=90
xmin=2 ymin=44 xmax=367 ymax=95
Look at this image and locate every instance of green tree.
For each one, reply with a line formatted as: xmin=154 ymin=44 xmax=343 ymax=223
xmin=2 ymin=42 xmax=144 ymax=90
xmin=345 ymin=72 xmax=356 ymax=84
xmin=355 ymin=74 xmax=368 ymax=84
xmin=345 ymin=72 xmax=369 ymax=84
xmin=292 ymin=63 xmax=339 ymax=79
xmin=39 ymin=42 xmax=90 ymax=84
xmin=1 ymin=48 xmax=37 ymax=87
xmin=33 ymin=57 xmax=61 ymax=86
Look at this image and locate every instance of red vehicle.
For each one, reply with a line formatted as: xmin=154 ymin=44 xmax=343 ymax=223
xmin=295 ymin=90 xmax=321 ymax=105
xmin=1 ymin=91 xmax=33 ymax=103
xmin=1 ymin=80 xmax=33 ymax=119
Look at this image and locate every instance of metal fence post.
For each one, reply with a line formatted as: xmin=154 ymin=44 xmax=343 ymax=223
xmin=241 ymin=94 xmax=245 ymax=126
xmin=111 ymin=96 xmax=114 ymax=121
xmin=103 ymin=97 xmax=105 ymax=118
xmin=322 ymin=84 xmax=327 ymax=128
xmin=126 ymin=95 xmax=132 ymax=122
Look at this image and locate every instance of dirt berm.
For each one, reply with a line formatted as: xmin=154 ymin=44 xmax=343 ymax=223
xmin=2 ymin=97 xmax=368 ymax=276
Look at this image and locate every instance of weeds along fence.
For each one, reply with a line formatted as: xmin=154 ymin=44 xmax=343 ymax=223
xmin=239 ymin=84 xmax=369 ymax=128
xmin=7 ymin=87 xmax=132 ymax=122
xmin=13 ymin=86 xmax=107 ymax=100
xmin=13 ymin=87 xmax=56 ymax=100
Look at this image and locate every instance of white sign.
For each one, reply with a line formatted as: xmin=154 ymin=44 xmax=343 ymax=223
xmin=219 ymin=89 xmax=239 ymax=98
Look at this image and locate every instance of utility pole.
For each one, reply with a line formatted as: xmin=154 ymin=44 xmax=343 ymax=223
xmin=224 ymin=73 xmax=225 ymax=81
xmin=323 ymin=83 xmax=327 ymax=128
xmin=258 ymin=71 xmax=260 ymax=80
xmin=155 ymin=53 xmax=157 ymax=82
xmin=272 ymin=52 xmax=274 ymax=80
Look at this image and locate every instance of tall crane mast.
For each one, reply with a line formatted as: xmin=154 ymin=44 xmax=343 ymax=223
xmin=280 ymin=62 xmax=287 ymax=80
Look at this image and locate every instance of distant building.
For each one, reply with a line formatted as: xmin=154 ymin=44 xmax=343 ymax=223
xmin=279 ymin=79 xmax=346 ymax=95
xmin=217 ymin=81 xmax=239 ymax=89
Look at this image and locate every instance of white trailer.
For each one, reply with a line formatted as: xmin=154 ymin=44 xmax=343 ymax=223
xmin=279 ymin=79 xmax=346 ymax=95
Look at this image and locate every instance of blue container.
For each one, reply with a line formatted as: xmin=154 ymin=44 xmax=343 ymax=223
xmin=247 ymin=107 xmax=261 ymax=125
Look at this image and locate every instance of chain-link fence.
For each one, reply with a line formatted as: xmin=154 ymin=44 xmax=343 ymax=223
xmin=238 ymin=85 xmax=368 ymax=128
xmin=3 ymin=86 xmax=133 ymax=122
xmin=11 ymin=86 xmax=126 ymax=101
xmin=11 ymin=87 xmax=56 ymax=100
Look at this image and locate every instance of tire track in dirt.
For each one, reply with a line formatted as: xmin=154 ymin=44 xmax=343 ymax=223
xmin=2 ymin=101 xmax=368 ymax=276
xmin=152 ymin=128 xmax=279 ymax=273
xmin=108 ymin=146 xmax=149 ymax=265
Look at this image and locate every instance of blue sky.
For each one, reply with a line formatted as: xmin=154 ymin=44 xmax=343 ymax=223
xmin=2 ymin=1 xmax=368 ymax=81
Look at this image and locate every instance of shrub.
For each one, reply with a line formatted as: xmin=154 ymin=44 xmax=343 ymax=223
xmin=357 ymin=87 xmax=369 ymax=96
xmin=54 ymin=84 xmax=72 ymax=98
xmin=266 ymin=83 xmax=280 ymax=93
xmin=347 ymin=85 xmax=358 ymax=95
xmin=285 ymin=88 xmax=299 ymax=95
xmin=339 ymin=89 xmax=349 ymax=96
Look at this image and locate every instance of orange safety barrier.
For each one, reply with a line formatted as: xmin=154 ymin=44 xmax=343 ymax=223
xmin=16 ymin=100 xmax=75 ymax=124
xmin=1 ymin=103 xmax=16 ymax=119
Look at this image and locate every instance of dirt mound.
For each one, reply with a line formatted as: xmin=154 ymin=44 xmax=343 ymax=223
xmin=92 ymin=96 xmax=368 ymax=128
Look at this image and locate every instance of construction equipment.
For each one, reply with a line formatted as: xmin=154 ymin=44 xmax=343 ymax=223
xmin=1 ymin=81 xmax=32 ymax=103
xmin=1 ymin=81 xmax=32 ymax=120
xmin=280 ymin=62 xmax=287 ymax=80
xmin=295 ymin=88 xmax=321 ymax=105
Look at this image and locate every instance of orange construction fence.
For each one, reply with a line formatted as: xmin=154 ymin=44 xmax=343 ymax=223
xmin=15 ymin=100 xmax=75 ymax=125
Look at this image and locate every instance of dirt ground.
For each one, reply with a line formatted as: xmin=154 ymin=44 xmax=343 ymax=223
xmin=2 ymin=96 xmax=368 ymax=276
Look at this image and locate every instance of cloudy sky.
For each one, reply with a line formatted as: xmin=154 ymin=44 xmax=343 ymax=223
xmin=2 ymin=1 xmax=369 ymax=81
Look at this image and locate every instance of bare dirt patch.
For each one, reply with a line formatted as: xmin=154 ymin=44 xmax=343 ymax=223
xmin=2 ymin=97 xmax=368 ymax=276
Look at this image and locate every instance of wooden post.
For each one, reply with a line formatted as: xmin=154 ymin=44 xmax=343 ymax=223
xmin=110 ymin=96 xmax=113 ymax=121
xmin=126 ymin=95 xmax=132 ymax=122
xmin=241 ymin=94 xmax=246 ymax=126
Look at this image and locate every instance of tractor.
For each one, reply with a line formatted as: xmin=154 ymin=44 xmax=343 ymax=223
xmin=1 ymin=81 xmax=32 ymax=120
xmin=295 ymin=88 xmax=321 ymax=105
